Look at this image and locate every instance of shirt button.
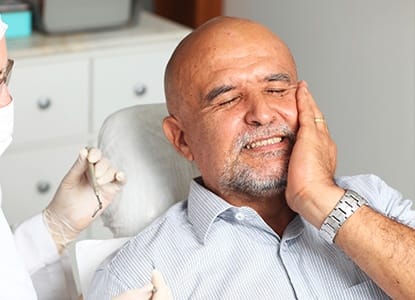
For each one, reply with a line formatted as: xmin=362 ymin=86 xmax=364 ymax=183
xmin=235 ymin=212 xmax=245 ymax=221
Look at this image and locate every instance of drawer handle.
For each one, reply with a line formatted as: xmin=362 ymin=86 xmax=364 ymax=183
xmin=36 ymin=181 xmax=51 ymax=194
xmin=37 ymin=97 xmax=52 ymax=110
xmin=133 ymin=83 xmax=147 ymax=97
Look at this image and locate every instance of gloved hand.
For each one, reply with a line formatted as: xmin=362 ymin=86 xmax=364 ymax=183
xmin=43 ymin=147 xmax=125 ymax=253
xmin=151 ymin=269 xmax=173 ymax=300
xmin=112 ymin=269 xmax=173 ymax=300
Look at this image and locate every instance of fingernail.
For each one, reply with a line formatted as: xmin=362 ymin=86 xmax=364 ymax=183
xmin=142 ymin=283 xmax=154 ymax=292
xmin=79 ymin=147 xmax=88 ymax=159
xmin=115 ymin=171 xmax=126 ymax=182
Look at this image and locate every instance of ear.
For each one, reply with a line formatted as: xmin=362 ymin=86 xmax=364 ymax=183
xmin=162 ymin=115 xmax=194 ymax=161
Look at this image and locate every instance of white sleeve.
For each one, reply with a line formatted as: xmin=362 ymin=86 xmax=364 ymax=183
xmin=14 ymin=215 xmax=78 ymax=299
xmin=0 ymin=188 xmax=37 ymax=299
xmin=0 ymin=15 xmax=8 ymax=39
xmin=14 ymin=213 xmax=60 ymax=274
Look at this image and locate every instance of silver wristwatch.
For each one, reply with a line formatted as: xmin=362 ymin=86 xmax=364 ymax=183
xmin=319 ymin=189 xmax=368 ymax=243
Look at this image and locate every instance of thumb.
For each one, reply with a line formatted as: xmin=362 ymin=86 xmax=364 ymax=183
xmin=61 ymin=147 xmax=89 ymax=184
xmin=151 ymin=269 xmax=173 ymax=300
xmin=112 ymin=283 xmax=154 ymax=300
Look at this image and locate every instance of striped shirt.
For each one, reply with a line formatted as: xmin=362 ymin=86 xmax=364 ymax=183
xmin=87 ymin=174 xmax=415 ymax=299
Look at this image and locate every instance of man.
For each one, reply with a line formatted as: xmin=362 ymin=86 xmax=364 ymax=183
xmin=87 ymin=16 xmax=415 ymax=299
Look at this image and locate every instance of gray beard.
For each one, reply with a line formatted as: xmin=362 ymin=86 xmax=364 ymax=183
xmin=219 ymin=149 xmax=290 ymax=198
xmin=218 ymin=126 xmax=295 ymax=198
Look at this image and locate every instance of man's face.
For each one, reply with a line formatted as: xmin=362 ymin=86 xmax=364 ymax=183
xmin=177 ymin=35 xmax=299 ymax=200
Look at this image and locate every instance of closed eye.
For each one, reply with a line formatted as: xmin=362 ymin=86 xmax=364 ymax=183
xmin=267 ymin=88 xmax=290 ymax=97
xmin=218 ymin=95 xmax=241 ymax=107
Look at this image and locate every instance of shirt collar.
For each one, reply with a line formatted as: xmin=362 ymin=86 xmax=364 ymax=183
xmin=187 ymin=178 xmax=232 ymax=244
xmin=187 ymin=177 xmax=305 ymax=244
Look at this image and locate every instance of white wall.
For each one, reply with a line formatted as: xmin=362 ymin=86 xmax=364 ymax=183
xmin=224 ymin=0 xmax=415 ymax=201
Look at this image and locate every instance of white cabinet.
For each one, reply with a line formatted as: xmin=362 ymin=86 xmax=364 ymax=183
xmin=92 ymin=42 xmax=178 ymax=131
xmin=11 ymin=59 xmax=89 ymax=145
xmin=0 ymin=12 xmax=190 ymax=230
xmin=0 ymin=143 xmax=84 ymax=227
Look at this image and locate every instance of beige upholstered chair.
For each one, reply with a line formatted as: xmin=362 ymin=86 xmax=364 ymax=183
xmin=73 ymin=103 xmax=200 ymax=295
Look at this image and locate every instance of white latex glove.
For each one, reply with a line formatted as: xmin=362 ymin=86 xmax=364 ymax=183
xmin=112 ymin=270 xmax=173 ymax=300
xmin=151 ymin=269 xmax=173 ymax=300
xmin=112 ymin=284 xmax=154 ymax=300
xmin=43 ymin=147 xmax=125 ymax=253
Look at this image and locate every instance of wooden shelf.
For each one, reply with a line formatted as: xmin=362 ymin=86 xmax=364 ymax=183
xmin=154 ymin=0 xmax=222 ymax=28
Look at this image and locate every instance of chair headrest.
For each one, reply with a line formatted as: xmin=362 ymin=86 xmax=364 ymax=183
xmin=98 ymin=103 xmax=200 ymax=237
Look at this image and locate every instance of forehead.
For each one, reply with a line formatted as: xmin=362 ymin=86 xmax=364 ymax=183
xmin=190 ymin=42 xmax=296 ymax=100
xmin=185 ymin=22 xmax=295 ymax=81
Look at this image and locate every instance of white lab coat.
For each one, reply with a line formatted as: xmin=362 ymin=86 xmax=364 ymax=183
xmin=14 ymin=214 xmax=77 ymax=300
xmin=1 ymin=188 xmax=75 ymax=300
xmin=0 ymin=188 xmax=38 ymax=300
xmin=1 ymin=90 xmax=38 ymax=298
xmin=0 ymin=97 xmax=74 ymax=300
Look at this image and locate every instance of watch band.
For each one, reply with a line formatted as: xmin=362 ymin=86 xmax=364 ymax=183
xmin=319 ymin=189 xmax=368 ymax=243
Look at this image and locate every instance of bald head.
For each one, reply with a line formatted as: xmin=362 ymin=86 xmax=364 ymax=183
xmin=164 ymin=16 xmax=297 ymax=118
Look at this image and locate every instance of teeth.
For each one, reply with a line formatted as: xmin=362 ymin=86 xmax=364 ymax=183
xmin=246 ymin=137 xmax=282 ymax=149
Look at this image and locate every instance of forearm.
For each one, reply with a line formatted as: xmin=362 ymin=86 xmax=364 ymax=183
xmin=336 ymin=205 xmax=415 ymax=300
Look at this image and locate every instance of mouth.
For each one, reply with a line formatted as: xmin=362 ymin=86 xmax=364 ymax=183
xmin=244 ymin=136 xmax=284 ymax=150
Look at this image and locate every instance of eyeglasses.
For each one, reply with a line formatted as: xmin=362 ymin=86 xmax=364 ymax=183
xmin=0 ymin=59 xmax=14 ymax=86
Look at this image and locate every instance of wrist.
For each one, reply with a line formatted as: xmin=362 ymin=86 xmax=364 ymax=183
xmin=291 ymin=185 xmax=345 ymax=228
xmin=319 ymin=189 xmax=368 ymax=244
xmin=42 ymin=208 xmax=80 ymax=254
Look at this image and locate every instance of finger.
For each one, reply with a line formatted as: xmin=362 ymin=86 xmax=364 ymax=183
xmin=87 ymin=147 xmax=102 ymax=164
xmin=96 ymin=165 xmax=118 ymax=185
xmin=296 ymin=81 xmax=329 ymax=133
xmin=94 ymin=157 xmax=111 ymax=178
xmin=115 ymin=171 xmax=127 ymax=184
xmin=151 ymin=269 xmax=173 ymax=300
xmin=61 ymin=147 xmax=89 ymax=184
xmin=296 ymin=81 xmax=316 ymax=127
xmin=94 ymin=158 xmax=126 ymax=185
xmin=112 ymin=283 xmax=154 ymax=300
xmin=151 ymin=269 xmax=166 ymax=288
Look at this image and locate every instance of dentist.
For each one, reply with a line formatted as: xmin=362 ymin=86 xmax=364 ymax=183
xmin=0 ymin=17 xmax=126 ymax=299
xmin=0 ymin=16 xmax=172 ymax=300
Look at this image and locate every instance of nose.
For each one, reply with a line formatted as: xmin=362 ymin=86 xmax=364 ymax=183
xmin=244 ymin=95 xmax=277 ymax=126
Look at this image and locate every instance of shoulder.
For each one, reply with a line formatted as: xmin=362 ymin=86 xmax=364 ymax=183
xmin=336 ymin=174 xmax=415 ymax=226
xmin=103 ymin=200 xmax=190 ymax=286
xmin=335 ymin=174 xmax=399 ymax=207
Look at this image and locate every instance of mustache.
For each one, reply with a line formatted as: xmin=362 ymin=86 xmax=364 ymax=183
xmin=233 ymin=124 xmax=297 ymax=150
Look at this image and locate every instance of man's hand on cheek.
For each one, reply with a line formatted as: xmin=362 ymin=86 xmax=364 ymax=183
xmin=285 ymin=81 xmax=344 ymax=228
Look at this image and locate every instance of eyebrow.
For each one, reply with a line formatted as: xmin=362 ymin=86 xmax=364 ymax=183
xmin=203 ymin=73 xmax=292 ymax=103
xmin=264 ymin=73 xmax=291 ymax=82
xmin=204 ymin=84 xmax=236 ymax=103
xmin=264 ymin=73 xmax=291 ymax=83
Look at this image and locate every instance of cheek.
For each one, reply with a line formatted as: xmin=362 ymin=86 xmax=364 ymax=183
xmin=193 ymin=117 xmax=238 ymax=158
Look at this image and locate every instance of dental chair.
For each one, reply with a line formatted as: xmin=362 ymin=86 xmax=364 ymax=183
xmin=72 ymin=103 xmax=200 ymax=297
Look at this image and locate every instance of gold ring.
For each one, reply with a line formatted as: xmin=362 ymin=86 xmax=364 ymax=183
xmin=314 ymin=117 xmax=325 ymax=123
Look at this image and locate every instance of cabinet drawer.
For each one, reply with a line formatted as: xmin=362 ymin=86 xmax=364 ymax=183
xmin=0 ymin=143 xmax=84 ymax=227
xmin=8 ymin=59 xmax=89 ymax=145
xmin=92 ymin=48 xmax=172 ymax=131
